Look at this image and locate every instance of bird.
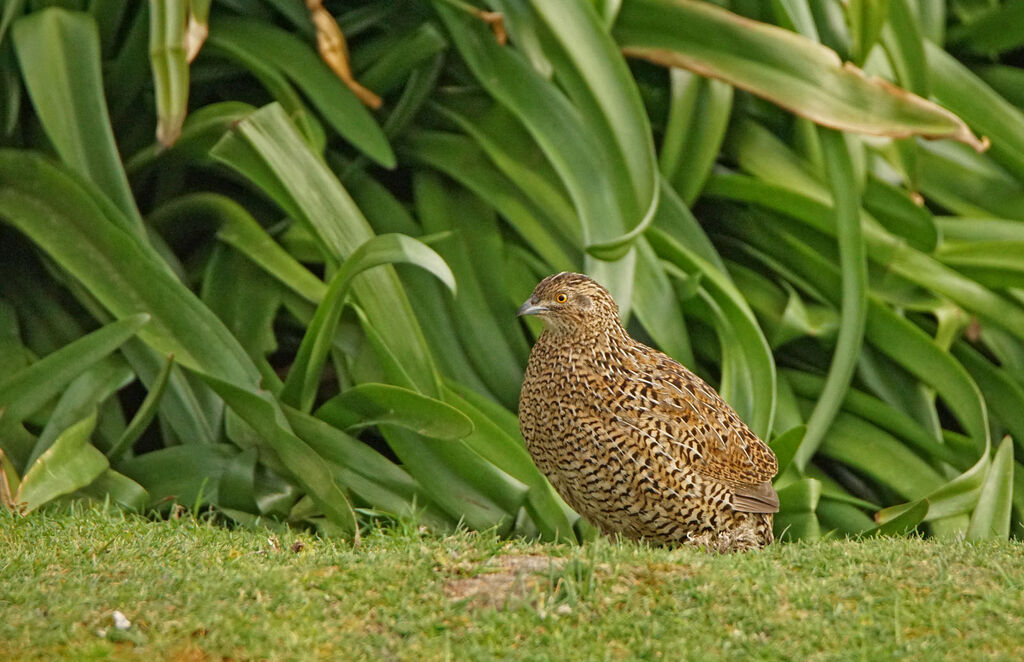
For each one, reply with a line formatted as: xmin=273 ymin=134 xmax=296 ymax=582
xmin=517 ymin=272 xmax=779 ymax=552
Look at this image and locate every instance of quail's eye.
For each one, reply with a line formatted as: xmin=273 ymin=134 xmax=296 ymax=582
xmin=555 ymin=293 xmax=568 ymax=303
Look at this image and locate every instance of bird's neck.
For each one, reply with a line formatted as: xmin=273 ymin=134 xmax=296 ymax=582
xmin=538 ymin=318 xmax=631 ymax=354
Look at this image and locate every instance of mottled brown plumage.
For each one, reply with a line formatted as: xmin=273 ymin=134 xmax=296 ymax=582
xmin=518 ymin=272 xmax=778 ymax=552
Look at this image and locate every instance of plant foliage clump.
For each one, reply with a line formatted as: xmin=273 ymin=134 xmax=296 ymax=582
xmin=2 ymin=0 xmax=1024 ymax=543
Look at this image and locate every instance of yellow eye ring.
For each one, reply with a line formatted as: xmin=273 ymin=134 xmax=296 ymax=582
xmin=555 ymin=293 xmax=568 ymax=303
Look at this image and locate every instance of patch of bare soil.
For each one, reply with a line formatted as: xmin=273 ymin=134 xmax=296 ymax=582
xmin=441 ymin=554 xmax=565 ymax=609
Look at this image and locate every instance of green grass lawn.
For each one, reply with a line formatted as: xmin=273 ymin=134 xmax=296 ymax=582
xmin=2 ymin=503 xmax=1023 ymax=661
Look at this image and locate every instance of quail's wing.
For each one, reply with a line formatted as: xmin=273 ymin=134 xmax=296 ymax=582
xmin=618 ymin=351 xmax=778 ymax=510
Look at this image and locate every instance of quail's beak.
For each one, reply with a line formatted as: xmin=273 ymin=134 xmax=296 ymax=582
xmin=517 ymin=298 xmax=548 ymax=317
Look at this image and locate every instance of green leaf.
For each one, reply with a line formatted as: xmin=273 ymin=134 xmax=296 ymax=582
xmin=953 ymin=342 xmax=1024 ymax=452
xmin=76 ymin=468 xmax=149 ymax=512
xmin=864 ymin=498 xmax=928 ymax=538
xmin=659 ymin=70 xmax=733 ymax=205
xmin=793 ymin=129 xmax=868 ymax=471
xmin=198 ymin=374 xmax=359 ymax=539
xmin=281 ymin=233 xmax=454 ymax=412
xmin=817 ymin=411 xmax=946 ymax=500
xmin=876 ymin=437 xmax=991 ymax=525
xmin=785 ymin=370 xmax=963 ymax=467
xmin=429 ymin=96 xmax=579 ymax=245
xmin=216 ymin=447 xmax=258 ymax=513
xmin=359 ymin=22 xmax=447 ymax=96
xmin=107 ymin=352 xmax=174 ymax=461
xmin=816 ymin=498 xmax=876 ymax=536
xmin=434 ymin=1 xmax=637 ymax=301
xmin=400 ymin=130 xmax=578 ymax=272
xmin=443 ymin=379 xmax=578 ymax=542
xmin=775 ymin=477 xmax=821 ymax=542
xmin=0 ymin=151 xmax=262 ymax=388
xmin=12 ymin=8 xmax=142 ymax=228
xmin=411 ymin=171 xmax=528 ymax=407
xmin=846 ymin=0 xmax=890 ymax=66
xmin=127 ymin=101 xmax=255 ymax=175
xmin=148 ymin=0 xmax=188 ymax=146
xmin=0 ymin=448 xmax=19 ymax=510
xmin=926 ymin=42 xmax=1024 ymax=180
xmin=315 ymin=383 xmax=473 ymax=440
xmin=25 ymin=358 xmax=133 ymax=468
xmin=947 ymin=2 xmax=1024 ymax=55
xmin=0 ymin=315 xmax=148 ymax=436
xmin=148 ymin=192 xmax=327 ymax=305
xmin=210 ymin=103 xmax=441 ymax=397
xmin=614 ymin=0 xmax=985 ymax=149
xmin=16 ymin=412 xmax=107 ymax=514
xmin=706 ymin=168 xmax=1024 ymax=359
xmin=283 ymin=405 xmax=442 ymax=516
xmin=523 ymin=0 xmax=660 ymax=260
xmin=862 ymin=176 xmax=937 ymax=253
xmin=202 ymin=246 xmax=281 ymax=363
xmin=769 ymin=425 xmax=805 ymax=479
xmin=118 ymin=443 xmax=236 ymax=508
xmin=208 ymin=16 xmax=395 ymax=168
xmin=966 ymin=436 xmax=1015 ymax=541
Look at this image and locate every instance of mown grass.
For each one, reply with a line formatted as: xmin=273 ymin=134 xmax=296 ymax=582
xmin=2 ymin=503 xmax=1023 ymax=661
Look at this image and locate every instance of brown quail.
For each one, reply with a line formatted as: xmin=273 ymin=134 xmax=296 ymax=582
xmin=518 ymin=272 xmax=779 ymax=552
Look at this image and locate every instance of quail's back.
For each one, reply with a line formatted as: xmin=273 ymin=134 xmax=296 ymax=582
xmin=518 ymin=272 xmax=778 ymax=552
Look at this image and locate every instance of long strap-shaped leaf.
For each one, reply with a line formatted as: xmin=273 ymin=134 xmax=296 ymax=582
xmin=149 ymin=0 xmax=189 ymax=147
xmin=15 ymin=412 xmax=107 ymax=514
xmin=208 ymin=16 xmax=395 ymax=168
xmin=613 ymin=0 xmax=985 ymax=150
xmin=520 ymin=0 xmax=660 ymax=258
xmin=12 ymin=9 xmax=143 ymax=232
xmin=0 ymin=315 xmax=147 ymax=439
xmin=0 ymin=151 xmax=259 ymax=386
xmin=280 ymin=233 xmax=455 ymax=413
xmin=793 ymin=129 xmax=867 ymax=471
xmin=210 ymin=103 xmax=442 ymax=398
xmin=0 ymin=150 xmax=357 ymax=535
xmin=434 ymin=1 xmax=636 ymax=306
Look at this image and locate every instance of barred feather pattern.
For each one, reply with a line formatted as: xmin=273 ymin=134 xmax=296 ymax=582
xmin=518 ymin=273 xmax=778 ymax=552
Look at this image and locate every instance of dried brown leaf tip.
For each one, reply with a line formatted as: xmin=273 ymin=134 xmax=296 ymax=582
xmin=305 ymin=0 xmax=382 ymax=109
xmin=185 ymin=16 xmax=209 ymax=64
xmin=478 ymin=10 xmax=507 ymax=45
xmin=442 ymin=0 xmax=506 ymax=44
xmin=965 ymin=317 xmax=983 ymax=343
xmin=0 ymin=450 xmax=20 ymax=513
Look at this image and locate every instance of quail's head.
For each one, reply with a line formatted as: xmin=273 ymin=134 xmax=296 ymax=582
xmin=517 ymin=272 xmax=619 ymax=331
